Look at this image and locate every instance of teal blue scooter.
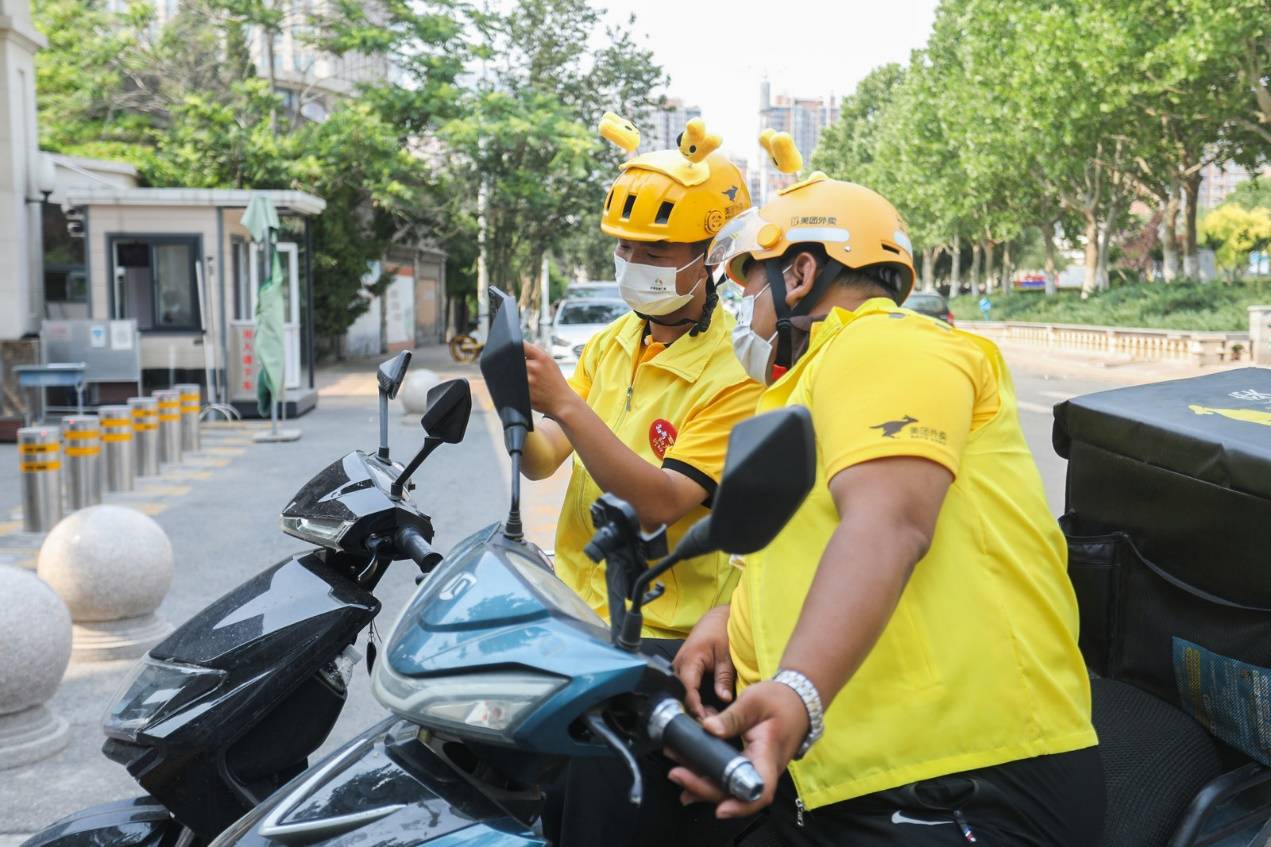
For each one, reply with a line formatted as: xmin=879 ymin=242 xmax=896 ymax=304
xmin=207 ymin=287 xmax=817 ymax=846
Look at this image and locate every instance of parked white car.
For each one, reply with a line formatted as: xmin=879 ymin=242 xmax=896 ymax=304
xmin=550 ymin=298 xmax=629 ymax=373
xmin=565 ymin=281 xmax=621 ymax=300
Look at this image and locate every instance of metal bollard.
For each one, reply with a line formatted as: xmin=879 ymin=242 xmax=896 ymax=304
xmin=153 ymin=389 xmax=182 ymax=466
xmin=62 ymin=415 xmax=102 ymax=510
xmin=19 ymin=425 xmax=62 ymax=533
xmin=175 ymin=383 xmax=201 ymax=452
xmin=100 ymin=404 xmax=135 ymax=492
xmin=129 ymin=397 xmax=160 ymax=478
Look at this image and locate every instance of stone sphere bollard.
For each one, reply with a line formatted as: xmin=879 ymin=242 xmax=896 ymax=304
xmin=0 ymin=566 xmax=72 ymax=769
xmin=37 ymin=505 xmax=174 ymax=662
xmin=399 ymin=369 xmax=441 ymax=415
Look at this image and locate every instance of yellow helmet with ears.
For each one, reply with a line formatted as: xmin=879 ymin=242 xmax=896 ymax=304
xmin=599 ymin=116 xmax=750 ymax=244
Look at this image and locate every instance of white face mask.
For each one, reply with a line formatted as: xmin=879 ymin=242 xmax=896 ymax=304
xmin=614 ymin=252 xmax=705 ymax=316
xmin=731 ymin=285 xmax=778 ymax=384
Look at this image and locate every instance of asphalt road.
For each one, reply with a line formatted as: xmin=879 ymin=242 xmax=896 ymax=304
xmin=0 ymin=346 xmax=1142 ymax=840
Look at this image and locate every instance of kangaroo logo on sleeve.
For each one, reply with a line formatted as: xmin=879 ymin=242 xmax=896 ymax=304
xmin=871 ymin=415 xmax=918 ymax=439
xmin=649 ymin=419 xmax=678 ymax=459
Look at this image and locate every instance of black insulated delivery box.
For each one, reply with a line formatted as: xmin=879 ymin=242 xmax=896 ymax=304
xmin=1053 ymin=368 xmax=1271 ymax=727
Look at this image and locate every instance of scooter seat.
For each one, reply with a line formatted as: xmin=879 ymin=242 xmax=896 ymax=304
xmin=1091 ymin=676 xmax=1223 ymax=847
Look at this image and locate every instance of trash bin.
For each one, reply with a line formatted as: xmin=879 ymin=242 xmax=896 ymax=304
xmin=152 ymin=389 xmax=182 ymax=466
xmin=99 ymin=405 xmax=134 ymax=493
xmin=62 ymin=415 xmax=101 ymax=510
xmin=19 ymin=425 xmax=62 ymax=533
xmin=129 ymin=397 xmax=160 ymax=478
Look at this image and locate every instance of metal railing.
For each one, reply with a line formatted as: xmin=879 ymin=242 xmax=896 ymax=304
xmin=961 ymin=320 xmax=1249 ymax=366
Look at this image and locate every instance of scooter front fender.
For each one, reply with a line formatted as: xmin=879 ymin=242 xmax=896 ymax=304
xmin=19 ymin=797 xmax=179 ymax=847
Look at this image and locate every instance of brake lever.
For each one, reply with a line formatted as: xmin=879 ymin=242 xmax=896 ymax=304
xmin=582 ymin=710 xmax=643 ymax=806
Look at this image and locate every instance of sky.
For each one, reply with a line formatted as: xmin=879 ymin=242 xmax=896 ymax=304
xmin=596 ymin=0 xmax=941 ymax=162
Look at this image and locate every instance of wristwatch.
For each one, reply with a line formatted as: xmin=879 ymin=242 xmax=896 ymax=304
xmin=772 ymin=668 xmax=825 ymax=759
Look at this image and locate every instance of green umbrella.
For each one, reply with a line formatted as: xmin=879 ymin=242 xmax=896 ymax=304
xmin=242 ymin=195 xmax=285 ymax=417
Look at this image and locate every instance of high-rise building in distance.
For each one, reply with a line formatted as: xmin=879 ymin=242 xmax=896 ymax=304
xmin=757 ymin=79 xmax=838 ymax=202
xmin=640 ymin=98 xmax=702 ymax=154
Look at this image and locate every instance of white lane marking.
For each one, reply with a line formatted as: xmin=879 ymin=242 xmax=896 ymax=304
xmin=1040 ymin=390 xmax=1074 ymax=401
xmin=1018 ymin=400 xmax=1054 ymax=416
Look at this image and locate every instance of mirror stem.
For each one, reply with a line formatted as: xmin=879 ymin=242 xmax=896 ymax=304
xmin=377 ymin=393 xmax=390 ymax=461
xmin=502 ymin=424 xmax=527 ymax=540
xmin=391 ymin=437 xmax=442 ymax=500
xmin=628 ymin=549 xmax=685 ymax=619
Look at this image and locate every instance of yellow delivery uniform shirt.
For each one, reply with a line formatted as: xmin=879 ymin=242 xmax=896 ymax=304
xmin=556 ymin=303 xmax=763 ymax=639
xmin=729 ymin=298 xmax=1096 ymax=810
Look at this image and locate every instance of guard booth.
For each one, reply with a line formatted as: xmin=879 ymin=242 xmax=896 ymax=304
xmin=60 ymin=188 xmax=325 ymax=417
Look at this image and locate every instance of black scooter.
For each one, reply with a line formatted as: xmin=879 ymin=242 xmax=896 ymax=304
xmin=22 ymin=351 xmax=474 ymax=846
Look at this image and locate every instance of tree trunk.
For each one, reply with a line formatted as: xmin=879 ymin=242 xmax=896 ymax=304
xmin=1161 ymin=185 xmax=1181 ymax=282
xmin=1041 ymin=219 xmax=1058 ymax=296
xmin=968 ymin=241 xmax=980 ymax=296
xmin=1096 ymin=219 xmax=1112 ymax=292
xmin=1182 ymin=171 xmax=1203 ymax=279
xmin=1081 ymin=213 xmax=1099 ymax=299
xmin=982 ymin=240 xmax=995 ymax=294
xmin=949 ymin=234 xmax=961 ymax=299
xmin=1000 ymin=240 xmax=1013 ymax=296
xmin=921 ymin=246 xmax=936 ymax=293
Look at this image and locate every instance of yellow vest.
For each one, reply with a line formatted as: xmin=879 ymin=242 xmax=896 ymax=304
xmin=729 ymin=300 xmax=1096 ymax=809
xmin=557 ymin=305 xmax=763 ymax=639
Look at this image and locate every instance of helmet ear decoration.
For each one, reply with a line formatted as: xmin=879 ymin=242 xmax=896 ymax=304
xmin=759 ymin=129 xmax=803 ymax=174
xmin=599 ymin=111 xmax=640 ymax=152
xmin=678 ymin=118 xmax=722 ymax=163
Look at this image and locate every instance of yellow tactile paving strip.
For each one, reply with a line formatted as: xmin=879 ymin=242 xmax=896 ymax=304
xmin=0 ymin=420 xmax=261 ymax=566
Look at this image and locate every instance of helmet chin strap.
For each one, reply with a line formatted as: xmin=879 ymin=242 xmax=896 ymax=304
xmin=765 ymin=256 xmax=842 ymax=377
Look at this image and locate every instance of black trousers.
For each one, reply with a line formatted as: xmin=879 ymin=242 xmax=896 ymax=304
xmin=767 ymin=745 xmax=1106 ymax=846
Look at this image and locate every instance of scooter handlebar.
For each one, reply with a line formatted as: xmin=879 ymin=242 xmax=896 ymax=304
xmin=395 ymin=526 xmax=443 ymax=573
xmin=647 ymin=698 xmax=763 ymax=804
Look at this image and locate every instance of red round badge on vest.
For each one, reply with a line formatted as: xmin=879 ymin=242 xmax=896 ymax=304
xmin=649 ymin=419 xmax=678 ymax=460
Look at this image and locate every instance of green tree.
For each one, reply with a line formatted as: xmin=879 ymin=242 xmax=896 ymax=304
xmin=1199 ymin=203 xmax=1271 ymax=279
xmin=438 ymin=0 xmax=664 ymax=317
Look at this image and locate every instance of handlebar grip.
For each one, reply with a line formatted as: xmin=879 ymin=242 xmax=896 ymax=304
xmin=648 ymin=699 xmax=763 ymax=803
xmin=395 ymin=527 xmax=442 ymax=573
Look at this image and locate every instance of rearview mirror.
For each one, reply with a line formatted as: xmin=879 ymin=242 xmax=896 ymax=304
xmin=663 ymin=407 xmax=816 ymax=562
xmin=479 ymin=288 xmax=533 ymax=438
xmin=377 ymin=351 xmax=412 ymax=400
xmin=711 ymin=406 xmax=816 ymax=553
xmin=617 ymin=406 xmax=817 ymax=650
xmin=421 ymin=379 xmax=471 ymax=444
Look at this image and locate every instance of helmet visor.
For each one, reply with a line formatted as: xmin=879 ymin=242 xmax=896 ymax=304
xmin=706 ymin=208 xmax=773 ymax=283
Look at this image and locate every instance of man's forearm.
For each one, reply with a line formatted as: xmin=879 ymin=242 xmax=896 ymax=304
xmin=553 ymin=394 xmax=685 ymax=526
xmin=522 ymin=427 xmax=568 ymax=480
xmin=778 ymin=513 xmax=926 ymax=708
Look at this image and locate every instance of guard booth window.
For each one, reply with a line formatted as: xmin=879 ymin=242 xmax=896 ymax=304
xmin=110 ymin=236 xmax=202 ymax=331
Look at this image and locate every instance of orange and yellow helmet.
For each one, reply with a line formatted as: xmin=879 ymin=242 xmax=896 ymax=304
xmin=707 ymin=172 xmax=915 ymax=302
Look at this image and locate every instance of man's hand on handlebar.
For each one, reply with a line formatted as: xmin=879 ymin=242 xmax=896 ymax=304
xmin=666 ymin=681 xmax=808 ymax=819
xmin=672 ymin=605 xmax=735 ymax=719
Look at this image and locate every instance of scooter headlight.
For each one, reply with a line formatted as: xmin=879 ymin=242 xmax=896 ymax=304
xmin=103 ymin=657 xmax=226 ymax=742
xmin=373 ymin=666 xmax=565 ymax=741
xmin=280 ymin=515 xmax=354 ymax=548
